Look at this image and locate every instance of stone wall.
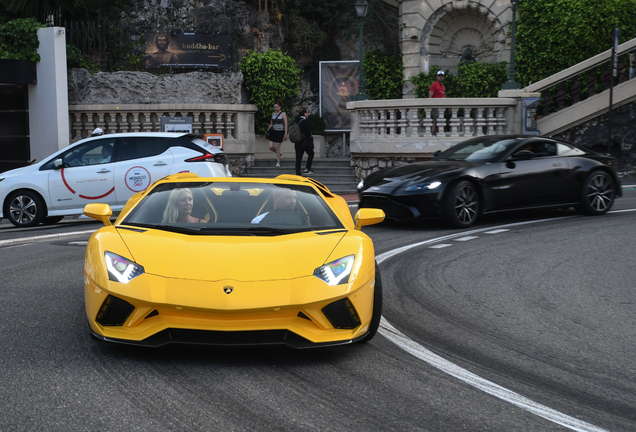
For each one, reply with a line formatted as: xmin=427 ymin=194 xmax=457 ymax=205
xmin=68 ymin=68 xmax=243 ymax=105
xmin=554 ymin=102 xmax=636 ymax=177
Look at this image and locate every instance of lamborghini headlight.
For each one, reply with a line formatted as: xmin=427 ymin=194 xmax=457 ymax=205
xmin=404 ymin=181 xmax=441 ymax=192
xmin=105 ymin=252 xmax=144 ymax=283
xmin=313 ymin=255 xmax=355 ymax=286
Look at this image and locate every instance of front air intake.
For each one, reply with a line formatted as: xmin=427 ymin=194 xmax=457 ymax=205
xmin=96 ymin=295 xmax=135 ymax=326
xmin=322 ymin=298 xmax=361 ymax=329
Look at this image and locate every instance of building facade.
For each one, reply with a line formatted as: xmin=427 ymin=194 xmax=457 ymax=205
xmin=400 ymin=0 xmax=514 ymax=96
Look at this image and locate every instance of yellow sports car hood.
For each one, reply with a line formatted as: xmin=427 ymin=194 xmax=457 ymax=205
xmin=117 ymin=228 xmax=348 ymax=282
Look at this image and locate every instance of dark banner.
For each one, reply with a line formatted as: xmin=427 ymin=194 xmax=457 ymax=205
xmin=145 ymin=32 xmax=231 ymax=69
xmin=319 ymin=61 xmax=359 ymax=132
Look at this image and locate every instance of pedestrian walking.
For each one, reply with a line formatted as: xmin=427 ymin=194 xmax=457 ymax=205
xmin=428 ymin=70 xmax=446 ymax=137
xmin=266 ymin=100 xmax=288 ymax=167
xmin=295 ymin=108 xmax=314 ymax=176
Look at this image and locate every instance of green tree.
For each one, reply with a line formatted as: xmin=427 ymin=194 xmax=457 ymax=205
xmin=239 ymin=48 xmax=301 ymax=134
xmin=364 ymin=49 xmax=403 ymax=100
xmin=516 ymin=0 xmax=636 ymax=85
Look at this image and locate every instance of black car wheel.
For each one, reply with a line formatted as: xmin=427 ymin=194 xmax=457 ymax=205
xmin=442 ymin=180 xmax=480 ymax=228
xmin=360 ymin=263 xmax=383 ymax=343
xmin=5 ymin=190 xmax=46 ymax=228
xmin=579 ymin=171 xmax=615 ymax=215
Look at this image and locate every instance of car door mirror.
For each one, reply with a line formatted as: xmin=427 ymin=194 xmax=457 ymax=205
xmin=84 ymin=203 xmax=113 ymax=226
xmin=511 ymin=150 xmax=534 ymax=160
xmin=53 ymin=158 xmax=63 ymax=169
xmin=354 ymin=208 xmax=385 ymax=230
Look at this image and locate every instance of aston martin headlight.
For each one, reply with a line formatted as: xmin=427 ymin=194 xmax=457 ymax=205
xmin=404 ymin=181 xmax=441 ymax=192
xmin=357 ymin=179 xmax=364 ymax=190
xmin=105 ymin=252 xmax=144 ymax=283
xmin=313 ymin=255 xmax=355 ymax=286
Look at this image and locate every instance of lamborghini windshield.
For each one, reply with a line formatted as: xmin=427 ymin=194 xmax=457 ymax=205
xmin=434 ymin=137 xmax=524 ymax=162
xmin=121 ymin=182 xmax=344 ymax=235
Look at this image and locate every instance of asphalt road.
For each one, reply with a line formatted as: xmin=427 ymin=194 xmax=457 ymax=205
xmin=1 ymin=188 xmax=635 ymax=431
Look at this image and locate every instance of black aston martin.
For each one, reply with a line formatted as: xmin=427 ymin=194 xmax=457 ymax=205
xmin=357 ymin=135 xmax=622 ymax=228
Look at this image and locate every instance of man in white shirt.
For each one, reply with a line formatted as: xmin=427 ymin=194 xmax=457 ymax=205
xmin=251 ymin=188 xmax=297 ymax=224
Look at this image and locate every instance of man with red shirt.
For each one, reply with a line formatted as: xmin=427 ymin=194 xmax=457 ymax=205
xmin=428 ymin=71 xmax=446 ymax=137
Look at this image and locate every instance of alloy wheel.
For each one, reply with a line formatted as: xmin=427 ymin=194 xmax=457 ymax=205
xmin=586 ymin=173 xmax=614 ymax=212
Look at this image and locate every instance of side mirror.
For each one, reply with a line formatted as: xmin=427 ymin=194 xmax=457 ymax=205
xmin=84 ymin=203 xmax=113 ymax=226
xmin=354 ymin=208 xmax=385 ymax=230
xmin=53 ymin=159 xmax=63 ymax=169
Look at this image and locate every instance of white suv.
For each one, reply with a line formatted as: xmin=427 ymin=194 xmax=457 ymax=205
xmin=0 ymin=132 xmax=231 ymax=227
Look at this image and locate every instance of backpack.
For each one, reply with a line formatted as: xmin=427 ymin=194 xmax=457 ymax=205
xmin=288 ymin=121 xmax=303 ymax=143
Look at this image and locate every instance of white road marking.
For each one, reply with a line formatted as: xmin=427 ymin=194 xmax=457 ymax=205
xmin=429 ymin=244 xmax=452 ymax=249
xmin=376 ymin=214 xmax=608 ymax=432
xmin=378 ymin=319 xmax=607 ymax=432
xmin=68 ymin=241 xmax=89 ymax=246
xmin=484 ymin=229 xmax=509 ymax=234
xmin=454 ymin=235 xmax=479 ymax=241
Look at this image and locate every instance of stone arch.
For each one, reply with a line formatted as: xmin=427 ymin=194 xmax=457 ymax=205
xmin=424 ymin=2 xmax=506 ymax=74
xmin=400 ymin=0 xmax=513 ymax=97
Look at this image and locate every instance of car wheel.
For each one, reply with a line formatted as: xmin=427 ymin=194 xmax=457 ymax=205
xmin=360 ymin=263 xmax=383 ymax=343
xmin=43 ymin=216 xmax=65 ymax=225
xmin=5 ymin=190 xmax=46 ymax=228
xmin=579 ymin=171 xmax=615 ymax=215
xmin=442 ymin=180 xmax=480 ymax=228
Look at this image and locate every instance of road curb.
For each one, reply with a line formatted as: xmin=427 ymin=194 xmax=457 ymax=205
xmin=0 ymin=229 xmax=97 ymax=248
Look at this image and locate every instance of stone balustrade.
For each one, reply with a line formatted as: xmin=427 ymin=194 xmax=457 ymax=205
xmin=68 ymin=103 xmax=259 ymax=175
xmin=346 ymin=97 xmax=520 ymax=179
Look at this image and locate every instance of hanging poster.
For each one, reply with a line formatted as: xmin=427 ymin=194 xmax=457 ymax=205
xmin=145 ymin=32 xmax=231 ymax=69
xmin=319 ymin=61 xmax=359 ymax=132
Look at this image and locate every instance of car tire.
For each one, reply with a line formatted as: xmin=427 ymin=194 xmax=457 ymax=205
xmin=360 ymin=263 xmax=383 ymax=343
xmin=442 ymin=180 xmax=480 ymax=228
xmin=43 ymin=216 xmax=65 ymax=225
xmin=579 ymin=171 xmax=615 ymax=215
xmin=5 ymin=190 xmax=46 ymax=228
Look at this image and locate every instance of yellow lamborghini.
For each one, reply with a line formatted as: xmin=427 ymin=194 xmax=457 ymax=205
xmin=83 ymin=173 xmax=385 ymax=348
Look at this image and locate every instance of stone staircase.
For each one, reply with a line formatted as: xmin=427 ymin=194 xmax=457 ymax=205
xmin=242 ymin=157 xmax=359 ymax=194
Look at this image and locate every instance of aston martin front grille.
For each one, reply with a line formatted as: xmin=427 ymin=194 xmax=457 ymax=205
xmin=96 ymin=295 xmax=135 ymax=326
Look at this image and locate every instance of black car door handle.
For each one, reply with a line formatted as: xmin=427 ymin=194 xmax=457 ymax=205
xmin=553 ymin=163 xmax=562 ymax=167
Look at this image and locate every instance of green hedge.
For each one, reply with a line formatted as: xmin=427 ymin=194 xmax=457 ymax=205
xmin=409 ymin=62 xmax=508 ymax=99
xmin=239 ymin=49 xmax=301 ymax=135
xmin=516 ymin=0 xmax=636 ymax=85
xmin=364 ymin=49 xmax=403 ymax=100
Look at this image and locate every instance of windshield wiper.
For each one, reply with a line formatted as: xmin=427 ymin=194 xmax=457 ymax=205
xmin=196 ymin=226 xmax=301 ymax=236
xmin=121 ymin=223 xmax=203 ymax=235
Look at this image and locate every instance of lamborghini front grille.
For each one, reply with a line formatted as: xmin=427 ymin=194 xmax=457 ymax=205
xmin=322 ymin=298 xmax=361 ymax=329
xmin=96 ymin=295 xmax=135 ymax=326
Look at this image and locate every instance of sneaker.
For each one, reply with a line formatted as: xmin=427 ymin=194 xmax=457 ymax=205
xmin=304 ymin=169 xmax=314 ymax=175
xmin=276 ymin=163 xmax=280 ymax=167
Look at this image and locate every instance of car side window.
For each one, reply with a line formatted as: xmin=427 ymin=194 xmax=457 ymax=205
xmin=116 ymin=137 xmax=168 ymax=162
xmin=41 ymin=138 xmax=117 ymax=170
xmin=556 ymin=143 xmax=586 ymax=156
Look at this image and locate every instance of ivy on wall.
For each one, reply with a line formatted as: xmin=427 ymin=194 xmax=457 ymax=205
xmin=239 ymin=48 xmax=301 ymax=134
xmin=516 ymin=0 xmax=636 ymax=85
xmin=0 ymin=17 xmax=43 ymax=62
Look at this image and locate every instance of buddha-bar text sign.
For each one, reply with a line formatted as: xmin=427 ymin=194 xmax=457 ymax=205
xmin=145 ymin=32 xmax=231 ymax=69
